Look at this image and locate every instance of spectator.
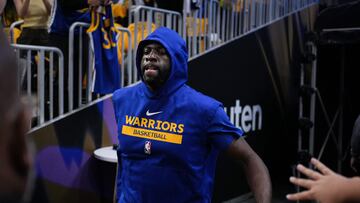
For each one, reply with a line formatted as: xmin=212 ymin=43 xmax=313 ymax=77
xmin=47 ymin=0 xmax=94 ymax=70
xmin=48 ymin=0 xmax=113 ymax=111
xmin=12 ymin=0 xmax=53 ymax=108
xmin=112 ymin=0 xmax=129 ymax=27
xmin=1 ymin=0 xmax=18 ymax=32
xmin=14 ymin=0 xmax=52 ymax=45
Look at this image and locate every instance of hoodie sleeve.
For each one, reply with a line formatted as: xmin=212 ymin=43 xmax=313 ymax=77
xmin=206 ymin=106 xmax=244 ymax=151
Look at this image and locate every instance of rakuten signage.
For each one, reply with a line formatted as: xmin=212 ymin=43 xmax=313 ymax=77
xmin=224 ymin=100 xmax=262 ymax=133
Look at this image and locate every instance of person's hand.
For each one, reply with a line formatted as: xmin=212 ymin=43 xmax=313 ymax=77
xmin=286 ymin=158 xmax=350 ymax=203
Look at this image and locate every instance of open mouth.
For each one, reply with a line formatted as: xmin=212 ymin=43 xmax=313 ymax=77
xmin=143 ymin=64 xmax=160 ymax=77
xmin=144 ymin=64 xmax=159 ymax=70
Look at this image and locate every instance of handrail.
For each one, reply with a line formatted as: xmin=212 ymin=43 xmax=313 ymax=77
xmin=116 ymin=27 xmax=133 ymax=86
xmin=12 ymin=44 xmax=64 ymax=126
xmin=9 ymin=20 xmax=24 ymax=43
xmin=15 ymin=0 xmax=318 ymax=129
xmin=68 ymin=22 xmax=91 ymax=111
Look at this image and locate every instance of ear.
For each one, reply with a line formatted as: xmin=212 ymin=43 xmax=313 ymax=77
xmin=8 ymin=107 xmax=32 ymax=179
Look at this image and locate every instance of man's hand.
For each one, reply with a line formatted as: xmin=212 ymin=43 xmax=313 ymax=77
xmin=287 ymin=158 xmax=350 ymax=203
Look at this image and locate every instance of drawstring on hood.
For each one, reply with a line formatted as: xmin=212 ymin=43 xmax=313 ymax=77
xmin=136 ymin=27 xmax=188 ymax=98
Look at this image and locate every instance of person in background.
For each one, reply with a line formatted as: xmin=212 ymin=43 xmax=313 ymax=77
xmin=0 ymin=28 xmax=33 ymax=203
xmin=1 ymin=0 xmax=19 ymax=33
xmin=47 ymin=0 xmax=106 ymax=65
xmin=287 ymin=158 xmax=360 ymax=203
xmin=287 ymin=116 xmax=360 ymax=203
xmin=112 ymin=27 xmax=272 ymax=203
xmin=13 ymin=0 xmax=52 ymax=45
xmin=112 ymin=0 xmax=129 ymax=27
xmin=48 ymin=0 xmax=116 ymax=111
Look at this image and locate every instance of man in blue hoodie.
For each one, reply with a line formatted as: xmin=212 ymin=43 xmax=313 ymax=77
xmin=112 ymin=27 xmax=272 ymax=203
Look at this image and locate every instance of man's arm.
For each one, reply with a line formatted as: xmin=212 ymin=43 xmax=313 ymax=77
xmin=227 ymin=138 xmax=272 ymax=203
xmin=1 ymin=0 xmax=7 ymax=14
xmin=287 ymin=158 xmax=360 ymax=203
xmin=13 ymin=0 xmax=31 ymax=18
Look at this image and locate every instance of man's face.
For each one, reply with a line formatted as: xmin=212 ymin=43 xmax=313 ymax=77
xmin=140 ymin=42 xmax=171 ymax=90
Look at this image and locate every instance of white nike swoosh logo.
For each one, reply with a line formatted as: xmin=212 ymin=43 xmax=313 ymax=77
xmin=146 ymin=110 xmax=163 ymax=116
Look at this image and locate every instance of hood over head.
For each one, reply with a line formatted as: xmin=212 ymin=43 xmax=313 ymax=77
xmin=136 ymin=27 xmax=188 ymax=98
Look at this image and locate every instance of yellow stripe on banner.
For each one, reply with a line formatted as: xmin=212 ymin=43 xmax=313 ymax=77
xmin=122 ymin=125 xmax=183 ymax=144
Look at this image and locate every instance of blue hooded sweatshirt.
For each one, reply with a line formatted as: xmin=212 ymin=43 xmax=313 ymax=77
xmin=112 ymin=27 xmax=243 ymax=203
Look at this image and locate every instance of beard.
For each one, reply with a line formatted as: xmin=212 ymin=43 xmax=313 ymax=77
xmin=142 ymin=68 xmax=168 ymax=89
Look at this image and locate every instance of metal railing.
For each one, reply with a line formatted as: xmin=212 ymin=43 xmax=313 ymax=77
xmin=10 ymin=18 xmax=132 ymax=127
xmin=184 ymin=0 xmax=318 ymax=58
xmin=68 ymin=22 xmax=92 ymax=112
xmin=10 ymin=0 xmax=317 ymax=129
xmin=12 ymin=44 xmax=64 ymax=125
xmin=9 ymin=19 xmax=24 ymax=43
xmin=117 ymin=27 xmax=133 ymax=87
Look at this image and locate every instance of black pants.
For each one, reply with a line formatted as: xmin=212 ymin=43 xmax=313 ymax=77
xmin=17 ymin=27 xmax=49 ymax=45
